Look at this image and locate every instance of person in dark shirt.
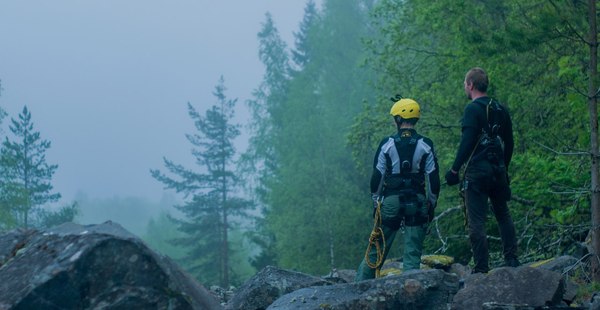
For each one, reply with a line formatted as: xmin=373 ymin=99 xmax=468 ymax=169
xmin=445 ymin=67 xmax=520 ymax=273
xmin=355 ymin=97 xmax=440 ymax=281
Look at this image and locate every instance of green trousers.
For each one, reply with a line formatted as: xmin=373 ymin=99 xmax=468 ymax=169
xmin=354 ymin=194 xmax=427 ymax=282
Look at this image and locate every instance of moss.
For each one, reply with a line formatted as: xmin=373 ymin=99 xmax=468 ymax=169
xmin=528 ymin=258 xmax=554 ymax=268
xmin=379 ymin=267 xmax=402 ymax=276
xmin=421 ymin=255 xmax=454 ymax=268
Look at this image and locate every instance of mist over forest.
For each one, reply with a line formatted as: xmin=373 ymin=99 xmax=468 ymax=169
xmin=0 ymin=0 xmax=599 ymax=292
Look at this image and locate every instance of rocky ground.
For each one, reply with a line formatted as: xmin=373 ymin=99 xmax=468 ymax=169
xmin=0 ymin=222 xmax=597 ymax=309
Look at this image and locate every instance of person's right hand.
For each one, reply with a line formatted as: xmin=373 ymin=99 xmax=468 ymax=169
xmin=445 ymin=169 xmax=460 ymax=186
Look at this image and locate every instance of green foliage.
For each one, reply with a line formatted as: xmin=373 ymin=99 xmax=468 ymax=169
xmin=0 ymin=106 xmax=61 ymax=229
xmin=243 ymin=0 xmax=378 ymax=275
xmin=355 ymin=0 xmax=595 ymax=267
xmin=36 ymin=202 xmax=79 ymax=229
xmin=75 ymin=193 xmax=168 ymax=236
xmin=241 ymin=0 xmax=597 ymax=277
xmin=575 ymin=280 xmax=600 ymax=305
xmin=246 ymin=214 xmax=277 ymax=271
xmin=227 ymin=229 xmax=257 ymax=286
xmin=0 ymin=79 xmax=5 ymax=127
xmin=151 ymin=77 xmax=253 ymax=287
xmin=142 ymin=211 xmax=186 ymax=260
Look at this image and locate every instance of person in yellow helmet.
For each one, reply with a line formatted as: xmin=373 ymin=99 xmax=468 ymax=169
xmin=354 ymin=97 xmax=440 ymax=281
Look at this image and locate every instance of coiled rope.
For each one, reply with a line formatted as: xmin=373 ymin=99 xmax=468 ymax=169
xmin=364 ymin=199 xmax=386 ymax=278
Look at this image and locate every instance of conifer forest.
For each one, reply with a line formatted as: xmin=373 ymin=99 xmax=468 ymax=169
xmin=0 ymin=0 xmax=599 ymax=290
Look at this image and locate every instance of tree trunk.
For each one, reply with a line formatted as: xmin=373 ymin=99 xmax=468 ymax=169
xmin=588 ymin=0 xmax=600 ymax=282
xmin=320 ymin=151 xmax=335 ymax=271
xmin=222 ymin=200 xmax=229 ymax=288
xmin=222 ymin=156 xmax=229 ymax=288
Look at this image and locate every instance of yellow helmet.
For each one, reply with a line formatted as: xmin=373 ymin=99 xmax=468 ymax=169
xmin=390 ymin=98 xmax=420 ymax=119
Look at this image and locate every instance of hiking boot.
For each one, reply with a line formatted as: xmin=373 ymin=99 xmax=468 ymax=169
xmin=471 ymin=268 xmax=489 ymax=274
xmin=504 ymin=257 xmax=520 ymax=267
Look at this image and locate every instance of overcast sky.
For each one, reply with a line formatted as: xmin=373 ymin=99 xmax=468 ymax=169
xmin=0 ymin=1 xmax=314 ymax=204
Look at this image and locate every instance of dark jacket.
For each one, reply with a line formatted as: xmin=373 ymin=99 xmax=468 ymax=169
xmin=451 ymin=96 xmax=514 ymax=172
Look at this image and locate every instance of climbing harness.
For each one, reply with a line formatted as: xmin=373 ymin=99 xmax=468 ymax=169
xmin=459 ymin=98 xmax=502 ymax=229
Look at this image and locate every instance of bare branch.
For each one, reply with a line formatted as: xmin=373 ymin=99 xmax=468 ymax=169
xmin=432 ymin=206 xmax=462 ymax=222
xmin=548 ymin=0 xmax=590 ymax=44
xmin=511 ymin=195 xmax=535 ymax=206
xmin=422 ymin=117 xmax=459 ymax=131
xmin=535 ymin=141 xmax=589 ymax=156
xmin=549 ymin=189 xmax=589 ymax=195
xmin=567 ymin=84 xmax=592 ymax=98
xmin=431 ymin=206 xmax=463 ymax=253
xmin=404 ymin=46 xmax=458 ymax=58
xmin=562 ymin=253 xmax=594 ymax=281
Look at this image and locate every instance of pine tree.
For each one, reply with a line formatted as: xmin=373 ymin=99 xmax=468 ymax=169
xmin=151 ymin=77 xmax=252 ymax=287
xmin=0 ymin=106 xmax=60 ymax=228
xmin=0 ymin=79 xmax=5 ymax=128
xmin=291 ymin=0 xmax=318 ymax=71
xmin=241 ymin=13 xmax=291 ymax=270
xmin=244 ymin=12 xmax=291 ymax=189
xmin=244 ymin=0 xmax=376 ymax=274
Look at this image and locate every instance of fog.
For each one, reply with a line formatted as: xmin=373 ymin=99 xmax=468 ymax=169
xmin=0 ymin=1 xmax=314 ymax=232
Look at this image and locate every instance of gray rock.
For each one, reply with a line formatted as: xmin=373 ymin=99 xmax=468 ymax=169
xmin=449 ymin=262 xmax=471 ymax=280
xmin=533 ymin=255 xmax=579 ymax=273
xmin=481 ymin=302 xmax=583 ymax=309
xmin=530 ymin=255 xmax=580 ymax=304
xmin=267 ymin=268 xmax=459 ymax=310
xmin=322 ymin=269 xmax=356 ymax=284
xmin=226 ymin=265 xmax=333 ymax=310
xmin=591 ymin=292 xmax=600 ymax=310
xmin=0 ymin=228 xmax=36 ymax=267
xmin=452 ymin=267 xmax=565 ymax=309
xmin=482 ymin=302 xmax=535 ymax=309
xmin=0 ymin=221 xmax=221 ymax=310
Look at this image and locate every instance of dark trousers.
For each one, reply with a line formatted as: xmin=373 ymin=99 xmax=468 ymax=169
xmin=465 ymin=161 xmax=518 ymax=273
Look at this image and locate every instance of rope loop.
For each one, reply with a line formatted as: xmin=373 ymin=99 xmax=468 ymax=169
xmin=364 ymin=200 xmax=386 ymax=277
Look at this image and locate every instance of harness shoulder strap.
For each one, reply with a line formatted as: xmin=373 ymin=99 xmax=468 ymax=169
xmin=471 ymin=98 xmax=506 ymax=165
xmin=392 ymin=131 xmax=421 ymax=174
xmin=474 ymin=98 xmax=503 ymax=137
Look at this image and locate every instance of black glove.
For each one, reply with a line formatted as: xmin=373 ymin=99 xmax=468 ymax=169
xmin=445 ymin=169 xmax=460 ymax=186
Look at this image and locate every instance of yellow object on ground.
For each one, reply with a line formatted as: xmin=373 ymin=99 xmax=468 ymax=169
xmin=421 ymin=255 xmax=454 ymax=269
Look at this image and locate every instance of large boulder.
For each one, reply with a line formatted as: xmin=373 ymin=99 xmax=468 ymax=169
xmin=322 ymin=269 xmax=356 ymax=284
xmin=530 ymin=255 xmax=579 ymax=273
xmin=267 ymin=268 xmax=460 ymax=310
xmin=0 ymin=221 xmax=221 ymax=310
xmin=452 ymin=266 xmax=567 ymax=309
xmin=530 ymin=255 xmax=580 ymax=304
xmin=226 ymin=265 xmax=333 ymax=310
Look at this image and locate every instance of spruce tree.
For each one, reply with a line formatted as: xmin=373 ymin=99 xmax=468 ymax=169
xmin=0 ymin=106 xmax=60 ymax=228
xmin=291 ymin=0 xmax=318 ymax=71
xmin=242 ymin=0 xmax=376 ymax=274
xmin=0 ymin=80 xmax=5 ymax=127
xmin=151 ymin=77 xmax=251 ymax=287
xmin=241 ymin=13 xmax=291 ymax=270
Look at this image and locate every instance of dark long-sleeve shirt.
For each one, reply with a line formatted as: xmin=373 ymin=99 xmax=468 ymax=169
xmin=451 ymin=96 xmax=514 ymax=172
